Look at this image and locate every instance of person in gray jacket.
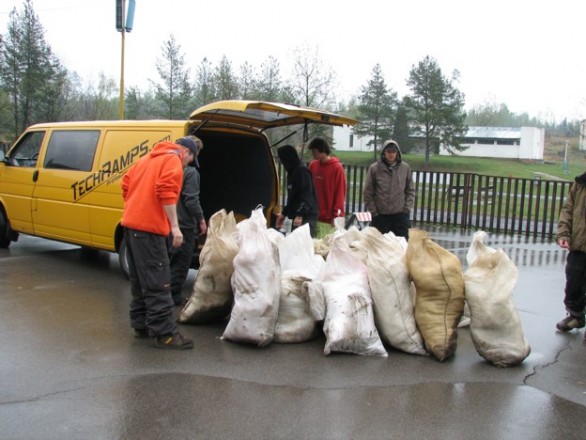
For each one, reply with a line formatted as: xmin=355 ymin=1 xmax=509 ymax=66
xmin=170 ymin=135 xmax=207 ymax=306
xmin=555 ymin=171 xmax=586 ymax=333
xmin=363 ymin=139 xmax=415 ymax=239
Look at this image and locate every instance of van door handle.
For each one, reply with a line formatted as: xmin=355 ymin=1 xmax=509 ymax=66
xmin=33 ymin=170 xmax=38 ymax=182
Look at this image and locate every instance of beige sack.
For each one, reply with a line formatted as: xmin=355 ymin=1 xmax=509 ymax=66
xmin=464 ymin=231 xmax=531 ymax=367
xmin=178 ymin=209 xmax=238 ymax=324
xmin=406 ymin=228 xmax=465 ymax=361
xmin=350 ymin=227 xmax=426 ymax=355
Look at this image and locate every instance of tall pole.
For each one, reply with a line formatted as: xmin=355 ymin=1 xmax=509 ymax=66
xmin=119 ymin=29 xmax=125 ymax=120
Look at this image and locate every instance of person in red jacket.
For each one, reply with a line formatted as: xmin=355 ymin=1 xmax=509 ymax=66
xmin=307 ymin=137 xmax=346 ymax=238
xmin=121 ymin=137 xmax=198 ymax=350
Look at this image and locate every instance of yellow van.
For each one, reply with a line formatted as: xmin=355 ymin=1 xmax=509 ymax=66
xmin=0 ymin=100 xmax=356 ymax=275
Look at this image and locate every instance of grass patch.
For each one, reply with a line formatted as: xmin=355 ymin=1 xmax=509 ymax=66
xmin=333 ymin=150 xmax=580 ymax=181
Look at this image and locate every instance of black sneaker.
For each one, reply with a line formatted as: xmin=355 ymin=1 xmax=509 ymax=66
xmin=153 ymin=332 xmax=194 ymax=350
xmin=556 ymin=314 xmax=586 ymax=332
xmin=134 ymin=328 xmax=149 ymax=339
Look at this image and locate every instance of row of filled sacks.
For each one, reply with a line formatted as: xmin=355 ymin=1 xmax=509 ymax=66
xmin=179 ymin=207 xmax=531 ymax=367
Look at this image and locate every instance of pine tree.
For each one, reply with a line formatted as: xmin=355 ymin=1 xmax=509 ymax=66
xmin=405 ymin=55 xmax=466 ymax=166
xmin=354 ymin=64 xmax=398 ymax=161
xmin=152 ymin=34 xmax=193 ymax=119
xmin=0 ymin=0 xmax=68 ymax=136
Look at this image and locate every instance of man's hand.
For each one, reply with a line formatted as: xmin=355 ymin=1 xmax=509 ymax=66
xmin=198 ymin=219 xmax=207 ymax=236
xmin=293 ymin=216 xmax=303 ymax=227
xmin=275 ymin=213 xmax=284 ymax=229
xmin=558 ymin=238 xmax=570 ymax=250
xmin=170 ymin=225 xmax=183 ymax=248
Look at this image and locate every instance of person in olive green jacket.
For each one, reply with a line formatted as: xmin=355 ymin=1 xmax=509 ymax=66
xmin=555 ymin=171 xmax=586 ymax=333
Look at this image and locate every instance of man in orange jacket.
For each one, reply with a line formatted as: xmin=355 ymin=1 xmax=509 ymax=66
xmin=121 ymin=136 xmax=198 ymax=350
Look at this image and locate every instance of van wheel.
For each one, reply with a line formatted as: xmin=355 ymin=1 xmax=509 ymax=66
xmin=0 ymin=209 xmax=11 ymax=248
xmin=118 ymin=237 xmax=130 ymax=279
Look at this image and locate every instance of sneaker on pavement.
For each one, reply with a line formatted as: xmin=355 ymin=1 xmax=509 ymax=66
xmin=153 ymin=332 xmax=194 ymax=350
xmin=556 ymin=314 xmax=585 ymax=332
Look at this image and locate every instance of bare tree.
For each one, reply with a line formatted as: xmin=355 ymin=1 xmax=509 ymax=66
xmin=290 ymin=44 xmax=336 ymax=109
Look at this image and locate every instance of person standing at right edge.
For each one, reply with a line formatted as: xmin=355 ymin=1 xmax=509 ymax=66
xmin=363 ymin=139 xmax=415 ymax=240
xmin=307 ymin=137 xmax=346 ymax=238
xmin=555 ymin=170 xmax=586 ymax=333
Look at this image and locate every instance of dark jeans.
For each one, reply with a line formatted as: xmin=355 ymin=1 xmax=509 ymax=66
xmin=169 ymin=227 xmax=195 ymax=304
xmin=563 ymin=250 xmax=586 ymax=316
xmin=125 ymin=228 xmax=176 ymax=337
xmin=370 ymin=212 xmax=411 ymax=239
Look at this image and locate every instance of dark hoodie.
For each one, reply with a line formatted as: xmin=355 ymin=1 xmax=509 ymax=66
xmin=277 ymin=145 xmax=319 ymax=219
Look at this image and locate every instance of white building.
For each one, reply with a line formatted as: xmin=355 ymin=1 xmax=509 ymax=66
xmin=439 ymin=126 xmax=544 ymax=160
xmin=332 ymin=125 xmax=372 ymax=151
xmin=333 ymin=125 xmax=544 ymax=160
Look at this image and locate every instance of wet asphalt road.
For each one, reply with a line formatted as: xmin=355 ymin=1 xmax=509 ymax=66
xmin=1 ymin=227 xmax=586 ymax=439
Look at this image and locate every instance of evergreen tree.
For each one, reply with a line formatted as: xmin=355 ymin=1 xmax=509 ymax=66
xmin=193 ymin=57 xmax=216 ymax=107
xmin=238 ymin=61 xmax=257 ymax=100
xmin=256 ymin=56 xmax=282 ymax=101
xmin=405 ymin=55 xmax=466 ymax=166
xmin=354 ymin=64 xmax=398 ymax=161
xmin=0 ymin=0 xmax=68 ymax=136
xmin=214 ymin=55 xmax=239 ymax=100
xmin=125 ymin=86 xmax=159 ymax=120
xmin=152 ymin=34 xmax=193 ymax=119
xmin=393 ymin=100 xmax=413 ymax=152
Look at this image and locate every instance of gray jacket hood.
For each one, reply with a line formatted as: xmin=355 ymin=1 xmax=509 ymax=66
xmin=380 ymin=139 xmax=402 ymax=164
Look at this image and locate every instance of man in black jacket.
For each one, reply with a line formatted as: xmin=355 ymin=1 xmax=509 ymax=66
xmin=170 ymin=136 xmax=207 ymax=306
xmin=276 ymin=145 xmax=319 ymax=237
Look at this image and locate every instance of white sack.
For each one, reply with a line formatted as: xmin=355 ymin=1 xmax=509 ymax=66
xmin=351 ymin=227 xmax=426 ymax=355
xmin=274 ymin=271 xmax=319 ymax=343
xmin=278 ymin=224 xmax=324 ymax=276
xmin=464 ymin=232 xmax=531 ymax=367
xmin=274 ymin=225 xmax=324 ymax=343
xmin=319 ymin=236 xmax=387 ymax=357
xmin=179 ymin=209 xmax=238 ymax=324
xmin=222 ymin=208 xmax=281 ymax=347
xmin=304 ymin=280 xmax=326 ymax=321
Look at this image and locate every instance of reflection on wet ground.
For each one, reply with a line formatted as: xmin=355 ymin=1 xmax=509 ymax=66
xmin=424 ymin=225 xmax=566 ymax=267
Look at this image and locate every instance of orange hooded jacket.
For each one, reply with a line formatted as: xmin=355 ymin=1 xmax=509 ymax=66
xmin=121 ymin=141 xmax=184 ymax=236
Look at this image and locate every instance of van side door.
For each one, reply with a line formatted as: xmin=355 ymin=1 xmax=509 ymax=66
xmin=0 ymin=131 xmax=46 ymax=234
xmin=31 ymin=130 xmax=100 ymax=245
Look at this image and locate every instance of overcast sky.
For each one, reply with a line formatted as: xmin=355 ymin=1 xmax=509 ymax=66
xmin=1 ymin=0 xmax=585 ymax=122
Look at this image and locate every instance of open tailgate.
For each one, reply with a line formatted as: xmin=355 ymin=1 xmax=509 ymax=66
xmin=189 ymin=100 xmax=357 ymax=129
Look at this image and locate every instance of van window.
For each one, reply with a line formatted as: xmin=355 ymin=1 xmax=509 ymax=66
xmin=44 ymin=130 xmax=99 ymax=171
xmin=10 ymin=131 xmax=46 ymax=167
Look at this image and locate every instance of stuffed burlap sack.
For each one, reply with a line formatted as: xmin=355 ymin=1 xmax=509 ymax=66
xmin=464 ymin=231 xmax=531 ymax=367
xmin=350 ymin=227 xmax=426 ymax=355
xmin=406 ymin=228 xmax=465 ymax=361
xmin=178 ymin=209 xmax=238 ymax=324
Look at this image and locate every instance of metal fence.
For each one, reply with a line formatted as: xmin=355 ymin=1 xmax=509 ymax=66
xmin=279 ymin=163 xmax=572 ymax=239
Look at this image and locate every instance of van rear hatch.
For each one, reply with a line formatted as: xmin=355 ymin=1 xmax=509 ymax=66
xmin=188 ymin=100 xmax=357 ymax=225
xmin=189 ymin=100 xmax=357 ymax=129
